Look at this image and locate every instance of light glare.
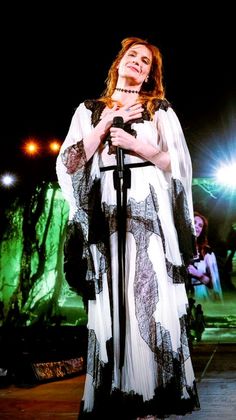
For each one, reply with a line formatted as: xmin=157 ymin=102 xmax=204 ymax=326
xmin=23 ymin=140 xmax=40 ymax=155
xmin=216 ymin=163 xmax=236 ymax=187
xmin=49 ymin=141 xmax=61 ymax=153
xmin=1 ymin=173 xmax=16 ymax=187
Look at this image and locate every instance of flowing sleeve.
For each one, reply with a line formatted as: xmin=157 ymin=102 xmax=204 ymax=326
xmin=56 ymin=102 xmax=105 ymax=301
xmin=156 ymin=106 xmax=196 ymax=264
xmin=56 ymin=102 xmax=93 ymax=219
xmin=205 ymin=252 xmax=224 ymax=301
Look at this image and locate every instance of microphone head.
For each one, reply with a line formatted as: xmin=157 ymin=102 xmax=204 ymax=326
xmin=112 ymin=116 xmax=124 ymax=127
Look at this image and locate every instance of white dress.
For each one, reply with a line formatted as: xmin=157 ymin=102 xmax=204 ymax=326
xmin=56 ymin=99 xmax=200 ymax=419
xmin=192 ymin=251 xmax=224 ymax=302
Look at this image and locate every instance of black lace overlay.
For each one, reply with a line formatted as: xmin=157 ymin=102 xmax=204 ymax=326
xmin=166 ymin=259 xmax=189 ymax=284
xmin=63 ymin=150 xmax=112 ymax=302
xmin=127 ymin=190 xmax=159 ymax=352
xmin=86 ymin=329 xmax=113 ymax=387
xmin=63 ymin=220 xmax=89 ymax=299
xmin=171 ymin=178 xmax=196 ymax=266
xmin=61 ymin=139 xmax=87 ymax=174
xmin=83 ymin=97 xmax=171 ymax=129
xmin=79 ymin=338 xmax=200 ymax=420
xmin=81 ymin=316 xmax=200 ymax=420
xmin=79 ymin=381 xmax=200 ymax=420
xmin=125 ymin=187 xmax=189 ymax=353
xmin=84 ymin=99 xmax=105 ymax=127
xmin=63 ymin=101 xmax=200 ymax=419
xmin=154 ymin=98 xmax=171 ymax=111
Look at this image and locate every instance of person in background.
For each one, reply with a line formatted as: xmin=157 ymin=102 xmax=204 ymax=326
xmin=56 ymin=36 xmax=200 ymax=420
xmin=188 ymin=211 xmax=223 ymax=302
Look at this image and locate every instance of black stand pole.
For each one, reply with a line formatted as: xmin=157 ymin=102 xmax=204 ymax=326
xmin=113 ymin=146 xmax=131 ymax=370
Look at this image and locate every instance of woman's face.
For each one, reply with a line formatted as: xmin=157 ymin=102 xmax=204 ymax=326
xmin=194 ymin=216 xmax=204 ymax=237
xmin=118 ymin=44 xmax=152 ymax=85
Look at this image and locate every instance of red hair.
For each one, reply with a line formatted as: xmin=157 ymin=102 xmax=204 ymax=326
xmin=194 ymin=211 xmax=209 ymax=257
xmin=100 ymin=37 xmax=165 ymax=116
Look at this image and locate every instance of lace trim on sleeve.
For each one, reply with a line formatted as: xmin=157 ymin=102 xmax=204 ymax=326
xmin=61 ymin=140 xmax=87 ymax=174
xmin=153 ymin=98 xmax=171 ymax=112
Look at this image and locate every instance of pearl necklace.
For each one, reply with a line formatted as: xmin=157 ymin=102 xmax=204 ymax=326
xmin=115 ymin=87 xmax=140 ymax=94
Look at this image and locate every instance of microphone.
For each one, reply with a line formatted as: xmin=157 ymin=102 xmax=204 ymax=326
xmin=112 ymin=116 xmax=124 ymax=129
xmin=112 ymin=116 xmax=124 ymax=174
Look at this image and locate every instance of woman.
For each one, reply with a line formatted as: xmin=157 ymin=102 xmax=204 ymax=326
xmin=188 ymin=211 xmax=223 ymax=302
xmin=56 ymin=37 xmax=200 ymax=420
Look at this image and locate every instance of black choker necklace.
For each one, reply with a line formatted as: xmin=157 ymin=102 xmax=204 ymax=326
xmin=115 ymin=87 xmax=140 ymax=94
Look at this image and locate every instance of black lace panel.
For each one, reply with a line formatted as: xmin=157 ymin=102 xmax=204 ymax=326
xmin=61 ymin=140 xmax=87 ymax=174
xmin=83 ymin=98 xmax=171 ymax=130
xmin=68 ymin=100 xmax=200 ymax=419
xmin=171 ymin=178 xmax=196 ymax=266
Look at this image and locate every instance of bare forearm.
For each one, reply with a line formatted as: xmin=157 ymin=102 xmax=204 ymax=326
xmin=133 ymin=141 xmax=171 ymax=172
xmin=199 ymin=273 xmax=211 ymax=285
xmin=83 ymin=122 xmax=108 ymax=161
xmin=188 ymin=265 xmax=211 ymax=286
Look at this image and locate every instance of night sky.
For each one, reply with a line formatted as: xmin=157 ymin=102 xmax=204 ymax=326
xmin=1 ymin=4 xmax=235 ymax=187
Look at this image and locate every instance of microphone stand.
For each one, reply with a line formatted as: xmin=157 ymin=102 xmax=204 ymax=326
xmin=112 ymin=118 xmax=131 ymax=371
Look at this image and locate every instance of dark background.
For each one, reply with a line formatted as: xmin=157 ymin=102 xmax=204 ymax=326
xmin=0 ymin=3 xmax=235 ymax=319
xmin=1 ymin=4 xmax=235 ymax=184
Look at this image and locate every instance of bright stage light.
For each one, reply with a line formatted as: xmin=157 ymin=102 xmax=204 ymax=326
xmin=49 ymin=140 xmax=61 ymax=153
xmin=23 ymin=139 xmax=40 ymax=156
xmin=0 ymin=173 xmax=17 ymax=187
xmin=215 ymin=163 xmax=236 ymax=187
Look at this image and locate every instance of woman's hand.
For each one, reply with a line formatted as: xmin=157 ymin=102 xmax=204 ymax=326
xmin=188 ymin=264 xmax=211 ymax=286
xmin=83 ymin=103 xmax=143 ymax=161
xmin=100 ymin=102 xmax=143 ymax=126
xmin=109 ymin=127 xmax=136 ymax=151
xmin=188 ymin=264 xmax=200 ymax=278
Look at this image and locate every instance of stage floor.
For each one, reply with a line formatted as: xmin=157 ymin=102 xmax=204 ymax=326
xmin=1 ymin=341 xmax=236 ymax=419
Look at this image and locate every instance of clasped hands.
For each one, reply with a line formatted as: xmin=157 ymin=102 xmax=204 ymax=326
xmin=101 ymin=102 xmax=143 ymax=150
xmin=187 ymin=264 xmax=210 ymax=285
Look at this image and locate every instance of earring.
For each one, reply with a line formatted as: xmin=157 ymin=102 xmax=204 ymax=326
xmin=145 ymin=75 xmax=149 ymax=83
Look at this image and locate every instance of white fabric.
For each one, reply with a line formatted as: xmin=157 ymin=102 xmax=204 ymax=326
xmin=193 ymin=252 xmax=224 ymax=302
xmin=56 ymin=101 xmax=197 ymax=414
xmin=56 ymin=104 xmax=93 ymax=219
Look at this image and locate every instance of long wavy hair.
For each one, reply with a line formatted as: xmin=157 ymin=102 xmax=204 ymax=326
xmin=195 ymin=211 xmax=210 ymax=257
xmin=99 ymin=37 xmax=165 ymax=116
